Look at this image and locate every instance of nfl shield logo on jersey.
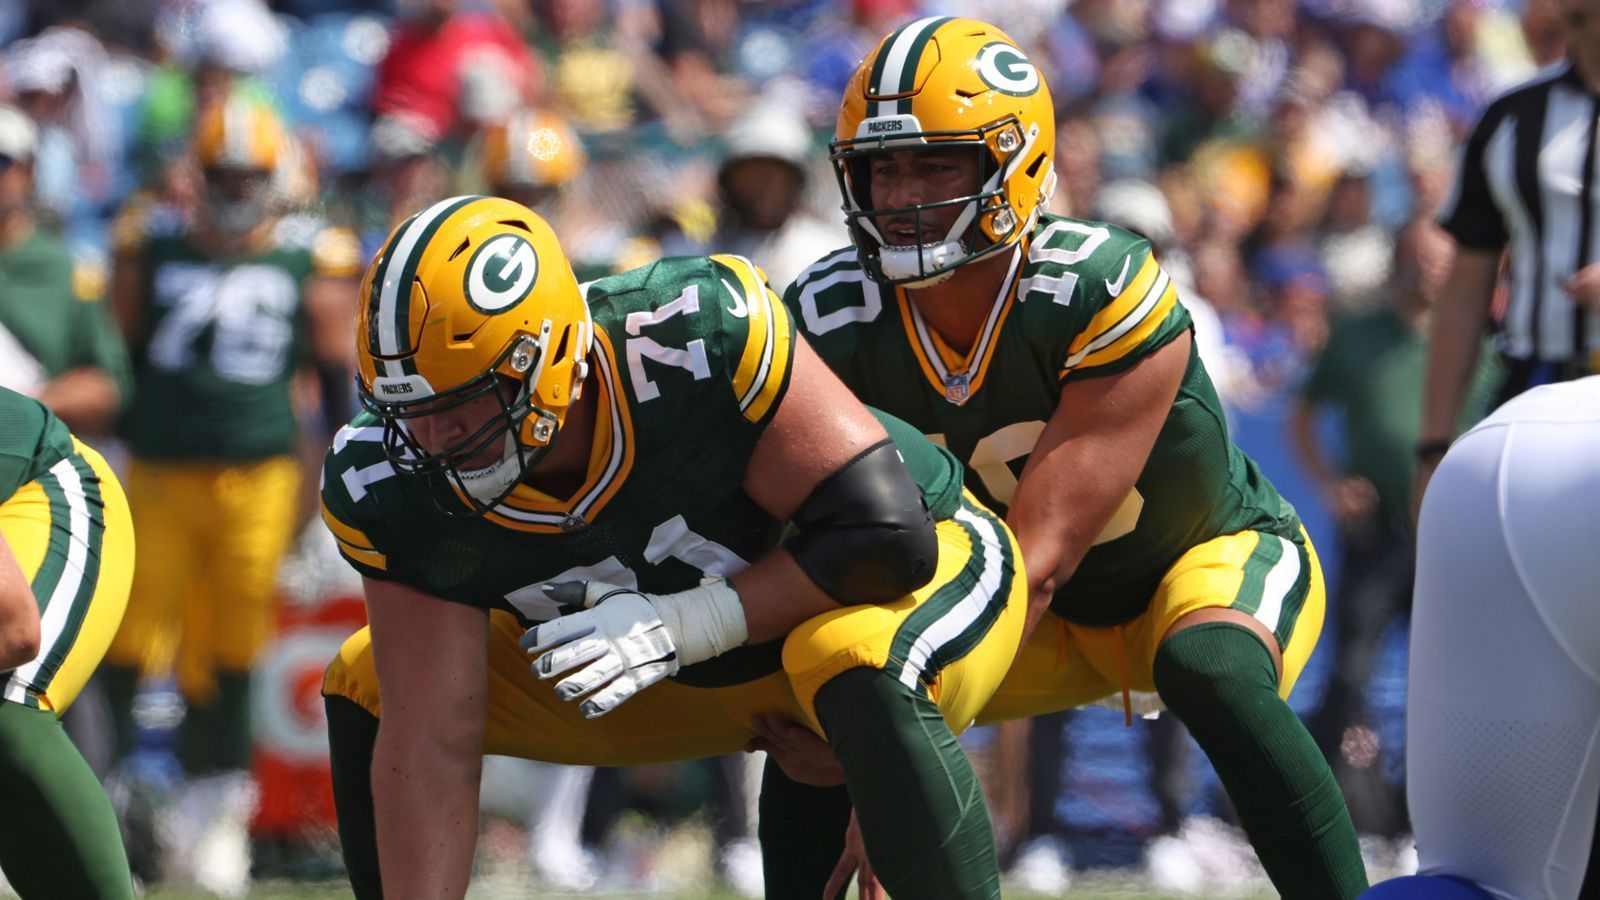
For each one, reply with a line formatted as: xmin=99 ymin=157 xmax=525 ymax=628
xmin=943 ymin=374 xmax=971 ymax=405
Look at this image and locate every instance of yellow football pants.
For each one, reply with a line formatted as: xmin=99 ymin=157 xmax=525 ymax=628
xmin=978 ymin=526 xmax=1326 ymax=725
xmin=0 ymin=439 xmax=134 ymax=714
xmin=324 ymin=493 xmax=1028 ymax=764
xmin=104 ymin=456 xmax=300 ymax=704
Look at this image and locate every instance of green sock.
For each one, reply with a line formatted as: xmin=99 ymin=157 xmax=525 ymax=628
xmin=816 ymin=666 xmax=1000 ymax=900
xmin=1153 ymin=623 xmax=1368 ymax=899
xmin=324 ymin=694 xmax=382 ymax=900
xmin=0 ymin=702 xmax=135 ymax=900
xmin=181 ymin=670 xmax=253 ymax=774
xmin=756 ymin=756 xmax=853 ymax=900
xmin=97 ymin=664 xmax=141 ymax=762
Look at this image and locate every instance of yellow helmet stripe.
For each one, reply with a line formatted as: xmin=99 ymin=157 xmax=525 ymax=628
xmin=372 ymin=195 xmax=479 ymax=375
xmin=868 ymin=16 xmax=952 ymax=116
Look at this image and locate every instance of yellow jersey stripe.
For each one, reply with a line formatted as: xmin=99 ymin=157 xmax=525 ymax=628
xmin=321 ymin=501 xmax=376 ymax=552
xmin=1077 ymin=282 xmax=1179 ymax=371
xmin=744 ymin=297 xmax=792 ymax=423
xmin=1066 ymin=255 xmax=1160 ymax=358
xmin=334 ymin=535 xmax=389 ymax=571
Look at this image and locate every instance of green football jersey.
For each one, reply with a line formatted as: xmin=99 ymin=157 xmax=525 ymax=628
xmin=120 ymin=216 xmax=358 ymax=461
xmin=0 ymin=387 xmax=75 ymax=503
xmin=786 ymin=215 xmax=1300 ymax=627
xmin=321 ymin=254 xmax=963 ymax=686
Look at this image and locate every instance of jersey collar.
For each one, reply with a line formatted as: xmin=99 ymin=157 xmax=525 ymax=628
xmin=895 ymin=245 xmax=1023 ymax=405
xmin=486 ymin=326 xmax=636 ymax=533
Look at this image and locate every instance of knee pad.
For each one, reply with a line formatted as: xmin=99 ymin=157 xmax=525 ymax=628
xmin=1358 ymin=875 xmax=1494 ymax=899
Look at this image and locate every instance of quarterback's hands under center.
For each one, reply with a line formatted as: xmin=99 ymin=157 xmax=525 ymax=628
xmin=746 ymin=713 xmax=846 ymax=787
xmin=521 ymin=582 xmax=680 ymax=719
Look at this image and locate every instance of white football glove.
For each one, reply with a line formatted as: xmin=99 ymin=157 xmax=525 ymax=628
xmin=520 ymin=579 xmax=747 ymax=718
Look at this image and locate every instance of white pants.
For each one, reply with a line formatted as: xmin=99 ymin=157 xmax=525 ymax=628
xmin=1408 ymin=378 xmax=1600 ymax=900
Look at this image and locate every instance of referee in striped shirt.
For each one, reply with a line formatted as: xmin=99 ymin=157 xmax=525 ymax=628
xmin=1421 ymin=26 xmax=1600 ymax=499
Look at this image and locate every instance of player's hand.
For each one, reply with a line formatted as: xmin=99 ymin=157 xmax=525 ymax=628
xmin=1567 ymin=263 xmax=1600 ymax=310
xmin=822 ymin=811 xmax=881 ymax=900
xmin=1323 ymin=474 xmax=1378 ymax=528
xmin=746 ymin=713 xmax=845 ymax=787
xmin=521 ymin=581 xmax=680 ymax=718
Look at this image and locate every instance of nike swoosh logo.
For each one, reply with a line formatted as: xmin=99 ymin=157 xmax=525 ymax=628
xmin=1104 ymin=257 xmax=1131 ymax=297
xmin=721 ymin=279 xmax=749 ymax=318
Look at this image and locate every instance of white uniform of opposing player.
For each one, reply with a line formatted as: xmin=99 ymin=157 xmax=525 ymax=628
xmin=1408 ymin=375 xmax=1600 ymax=900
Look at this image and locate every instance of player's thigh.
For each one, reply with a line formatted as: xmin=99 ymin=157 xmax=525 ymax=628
xmin=203 ymin=456 xmax=300 ymax=669
xmin=1409 ymin=423 xmax=1600 ymax=900
xmin=106 ymin=460 xmax=200 ymax=669
xmin=0 ymin=442 xmax=134 ymax=714
xmin=781 ymin=493 xmax=1028 ymax=734
xmin=325 ymin=612 xmax=804 ymax=767
xmin=1133 ymin=527 xmax=1326 ymax=698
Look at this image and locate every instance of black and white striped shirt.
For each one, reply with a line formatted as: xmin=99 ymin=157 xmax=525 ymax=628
xmin=1440 ymin=60 xmax=1600 ymax=362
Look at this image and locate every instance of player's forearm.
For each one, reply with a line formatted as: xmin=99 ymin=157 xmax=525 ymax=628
xmin=0 ymin=538 xmax=40 ymax=670
xmin=1423 ymin=250 xmax=1498 ymax=442
xmin=37 ymin=368 xmax=120 ymax=435
xmin=730 ymin=549 xmax=844 ymax=645
xmin=371 ymin=725 xmax=482 ymax=899
xmin=1288 ymin=401 xmax=1337 ymax=489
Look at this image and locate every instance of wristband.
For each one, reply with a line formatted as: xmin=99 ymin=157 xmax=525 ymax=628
xmin=649 ymin=579 xmax=748 ymax=667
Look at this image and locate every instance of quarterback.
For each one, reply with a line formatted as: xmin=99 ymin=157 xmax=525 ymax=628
xmin=319 ymin=195 xmax=1029 ymax=899
xmin=0 ymin=387 xmax=135 ymax=898
xmin=782 ymin=16 xmax=1367 ymax=897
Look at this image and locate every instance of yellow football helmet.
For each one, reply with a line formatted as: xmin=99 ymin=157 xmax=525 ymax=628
xmin=832 ymin=17 xmax=1057 ymax=286
xmin=356 ymin=194 xmax=593 ymax=515
xmin=193 ymin=97 xmax=288 ymax=234
xmin=481 ymin=108 xmax=586 ymax=209
xmin=193 ymin=96 xmax=285 ymax=171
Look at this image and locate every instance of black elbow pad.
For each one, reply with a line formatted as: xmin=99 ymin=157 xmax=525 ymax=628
xmin=785 ymin=439 xmax=939 ymax=604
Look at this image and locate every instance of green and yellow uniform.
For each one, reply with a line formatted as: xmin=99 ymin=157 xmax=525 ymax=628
xmin=0 ymin=386 xmax=135 ymax=900
xmin=105 ymin=213 xmax=360 ymax=711
xmin=322 ymin=254 xmax=1027 ymax=754
xmin=786 ymin=215 xmax=1325 ymax=717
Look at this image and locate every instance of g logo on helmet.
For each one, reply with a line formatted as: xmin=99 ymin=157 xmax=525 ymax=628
xmin=975 ymin=42 xmax=1040 ymax=97
xmin=464 ymin=233 xmax=540 ymax=314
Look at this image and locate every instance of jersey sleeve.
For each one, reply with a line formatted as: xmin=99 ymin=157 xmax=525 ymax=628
xmin=1019 ymin=219 xmax=1192 ymax=383
xmin=706 ymin=254 xmax=796 ymax=429
xmin=1437 ymin=103 xmax=1509 ymax=251
xmin=318 ymin=422 xmax=396 ymax=581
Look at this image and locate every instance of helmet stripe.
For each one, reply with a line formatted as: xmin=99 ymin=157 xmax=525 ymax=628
xmin=374 ymin=195 xmax=480 ymax=367
xmin=872 ymin=16 xmax=952 ymax=115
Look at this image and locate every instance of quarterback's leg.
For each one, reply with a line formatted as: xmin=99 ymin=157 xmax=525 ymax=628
xmin=1404 ymin=419 xmax=1600 ymax=900
xmin=780 ymin=494 xmax=1027 ymax=900
xmin=1146 ymin=529 xmax=1366 ymax=899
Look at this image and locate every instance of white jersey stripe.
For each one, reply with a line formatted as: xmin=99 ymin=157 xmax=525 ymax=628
xmin=5 ymin=459 xmax=91 ymax=703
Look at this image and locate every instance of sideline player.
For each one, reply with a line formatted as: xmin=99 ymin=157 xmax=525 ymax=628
xmin=0 ymin=386 xmax=136 ymax=898
xmin=781 ymin=17 xmax=1366 ymax=897
xmin=319 ymin=195 xmax=1029 ymax=899
xmin=1361 ymin=375 xmax=1600 ymax=900
xmin=101 ymin=96 xmax=361 ymax=893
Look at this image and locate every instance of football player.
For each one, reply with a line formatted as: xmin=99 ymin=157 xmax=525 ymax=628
xmin=779 ymin=17 xmax=1367 ymax=897
xmin=1361 ymin=375 xmax=1600 ymax=900
xmin=0 ymin=386 xmax=136 ymax=899
xmin=100 ymin=96 xmax=361 ymax=893
xmin=318 ymin=194 xmax=1029 ymax=899
xmin=479 ymin=107 xmax=586 ymax=215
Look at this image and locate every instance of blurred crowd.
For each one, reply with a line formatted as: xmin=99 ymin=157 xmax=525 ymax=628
xmin=0 ymin=0 xmax=1549 ymax=893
